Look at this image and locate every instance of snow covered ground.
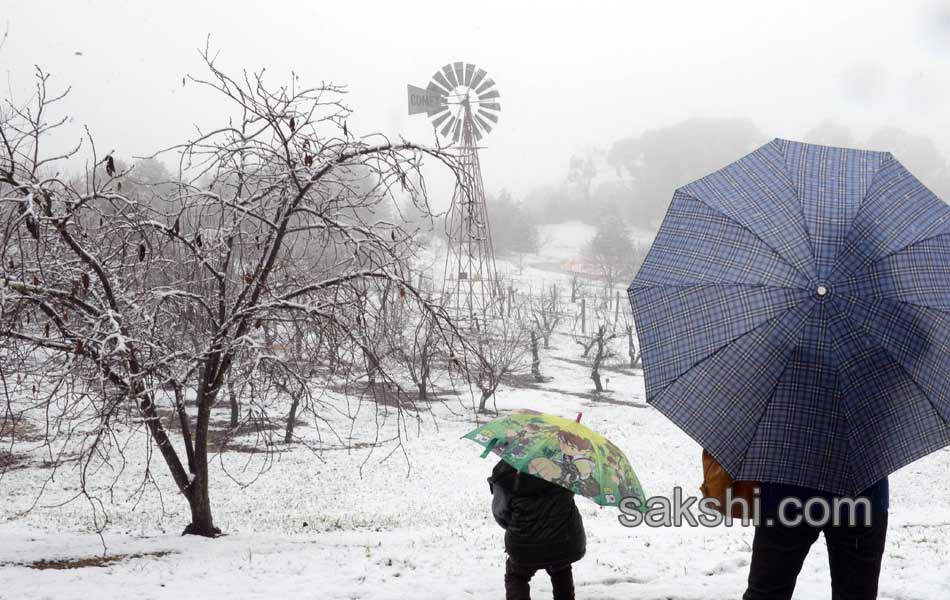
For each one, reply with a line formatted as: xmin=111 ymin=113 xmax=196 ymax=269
xmin=2 ymin=224 xmax=950 ymax=599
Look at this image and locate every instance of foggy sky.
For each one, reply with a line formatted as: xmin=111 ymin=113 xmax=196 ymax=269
xmin=3 ymin=0 xmax=950 ymax=200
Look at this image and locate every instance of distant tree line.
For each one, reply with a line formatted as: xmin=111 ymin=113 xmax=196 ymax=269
xmin=512 ymin=117 xmax=950 ymax=234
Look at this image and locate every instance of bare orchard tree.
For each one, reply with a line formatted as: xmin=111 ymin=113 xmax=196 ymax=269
xmin=574 ymin=324 xmax=620 ymax=393
xmin=0 ymin=56 xmax=470 ymax=536
xmin=530 ymin=285 xmax=561 ymax=349
xmin=390 ymin=308 xmax=440 ymax=402
xmin=474 ymin=316 xmax=530 ymax=413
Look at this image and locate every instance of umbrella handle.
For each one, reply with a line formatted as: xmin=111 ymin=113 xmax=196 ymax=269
xmin=576 ymin=412 xmax=583 ymax=423
xmin=480 ymin=437 xmax=499 ymax=459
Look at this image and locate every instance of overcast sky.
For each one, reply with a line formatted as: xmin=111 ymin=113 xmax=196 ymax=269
xmin=4 ymin=0 xmax=950 ymax=199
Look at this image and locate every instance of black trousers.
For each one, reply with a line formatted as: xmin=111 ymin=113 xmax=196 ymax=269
xmin=743 ymin=512 xmax=888 ymax=600
xmin=505 ymin=557 xmax=574 ymax=600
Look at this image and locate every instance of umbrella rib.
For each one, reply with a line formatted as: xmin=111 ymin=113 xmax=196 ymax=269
xmin=735 ymin=144 xmax=818 ymax=277
xmin=676 ymin=189 xmax=815 ymax=285
xmin=837 ymin=230 xmax=950 ymax=282
xmin=773 ymin=141 xmax=820 ymax=274
xmin=649 ymin=293 xmax=814 ymax=411
xmin=838 ymin=294 xmax=950 ymax=428
xmin=824 ymin=155 xmax=896 ymax=277
xmin=629 ymin=282 xmax=807 ymax=293
xmin=729 ymin=300 xmax=814 ymax=479
xmin=867 ymin=297 xmax=950 ymax=315
xmin=822 ymin=309 xmax=863 ymax=494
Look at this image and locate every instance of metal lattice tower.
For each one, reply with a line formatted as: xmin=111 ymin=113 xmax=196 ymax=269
xmin=408 ymin=62 xmax=502 ymax=327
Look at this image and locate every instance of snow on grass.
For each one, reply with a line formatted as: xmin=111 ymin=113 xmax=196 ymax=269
xmin=2 ymin=249 xmax=950 ymax=599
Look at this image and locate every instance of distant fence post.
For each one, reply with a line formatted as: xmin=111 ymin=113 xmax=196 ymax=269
xmin=581 ymin=297 xmax=586 ymax=333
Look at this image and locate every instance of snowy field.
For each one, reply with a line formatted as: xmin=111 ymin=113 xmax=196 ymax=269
xmin=2 ymin=223 xmax=950 ymax=599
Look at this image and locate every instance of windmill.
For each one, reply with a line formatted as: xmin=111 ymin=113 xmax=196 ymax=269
xmin=408 ymin=62 xmax=503 ymax=327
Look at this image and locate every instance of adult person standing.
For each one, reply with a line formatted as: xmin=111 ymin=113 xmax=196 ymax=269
xmin=629 ymin=139 xmax=950 ymax=599
xmin=743 ymin=478 xmax=889 ymax=599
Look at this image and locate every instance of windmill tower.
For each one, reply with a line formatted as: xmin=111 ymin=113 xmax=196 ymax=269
xmin=408 ymin=62 xmax=502 ymax=327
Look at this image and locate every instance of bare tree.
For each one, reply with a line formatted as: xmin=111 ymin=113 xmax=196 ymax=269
xmin=574 ymin=323 xmax=619 ymax=393
xmin=391 ymin=310 xmax=440 ymax=402
xmin=567 ymin=153 xmax=597 ymax=205
xmin=474 ymin=317 xmax=529 ymax=413
xmin=588 ymin=325 xmax=619 ymax=393
xmin=530 ymin=285 xmax=561 ymax=349
xmin=0 ymin=54 xmax=471 ymax=536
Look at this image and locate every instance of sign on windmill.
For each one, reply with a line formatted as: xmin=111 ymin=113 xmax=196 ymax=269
xmin=407 ymin=84 xmax=445 ymax=116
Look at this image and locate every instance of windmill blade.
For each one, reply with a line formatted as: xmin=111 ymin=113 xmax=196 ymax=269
xmin=469 ymin=68 xmax=487 ymax=91
xmin=474 ymin=113 xmax=493 ymax=134
xmin=430 ymin=109 xmax=451 ymax=129
xmin=463 ymin=63 xmax=476 ymax=87
xmin=477 ymin=89 xmax=500 ymax=101
xmin=453 ymin=62 xmax=466 ymax=87
xmin=475 ymin=78 xmax=495 ymax=94
xmin=479 ymin=102 xmax=501 ymax=112
xmin=431 ymin=70 xmax=453 ymax=94
xmin=473 ymin=125 xmax=483 ymax=141
xmin=427 ymin=80 xmax=450 ymax=104
xmin=477 ymin=108 xmax=499 ymax=123
xmin=440 ymin=115 xmax=457 ymax=139
xmin=452 ymin=119 xmax=462 ymax=143
xmin=442 ymin=64 xmax=459 ymax=88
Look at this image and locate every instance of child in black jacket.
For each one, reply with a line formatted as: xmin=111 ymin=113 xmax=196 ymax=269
xmin=488 ymin=459 xmax=586 ymax=600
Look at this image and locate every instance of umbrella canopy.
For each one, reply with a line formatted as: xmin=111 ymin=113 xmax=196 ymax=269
xmin=629 ymin=138 xmax=950 ymax=496
xmin=463 ymin=409 xmax=645 ymax=507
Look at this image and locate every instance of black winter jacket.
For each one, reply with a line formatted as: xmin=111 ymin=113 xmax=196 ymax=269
xmin=488 ymin=460 xmax=586 ymax=567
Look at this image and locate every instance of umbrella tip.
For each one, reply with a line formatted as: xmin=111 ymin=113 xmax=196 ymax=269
xmin=576 ymin=412 xmax=582 ymax=423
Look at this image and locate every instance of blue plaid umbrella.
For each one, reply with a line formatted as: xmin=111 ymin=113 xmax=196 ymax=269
xmin=628 ymin=138 xmax=950 ymax=495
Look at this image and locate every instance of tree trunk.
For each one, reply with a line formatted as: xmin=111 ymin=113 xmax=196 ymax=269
xmin=530 ymin=330 xmax=542 ymax=382
xmin=417 ymin=379 xmax=427 ymax=402
xmin=284 ymin=392 xmax=299 ymax=444
xmin=185 ymin=368 xmax=221 ymax=537
xmin=173 ymin=382 xmax=196 ymax=474
xmin=418 ymin=343 xmax=429 ymax=401
xmin=627 ymin=325 xmax=641 ymax=368
xmin=591 ymin=359 xmax=604 ymax=393
xmin=228 ymin=378 xmax=239 ymax=429
xmin=478 ymin=389 xmax=492 ymax=413
xmin=591 ymin=326 xmax=605 ymax=393
xmin=183 ymin=477 xmax=218 ymax=537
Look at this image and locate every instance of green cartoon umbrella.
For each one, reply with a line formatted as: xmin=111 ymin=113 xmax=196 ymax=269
xmin=463 ymin=409 xmax=645 ymax=507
